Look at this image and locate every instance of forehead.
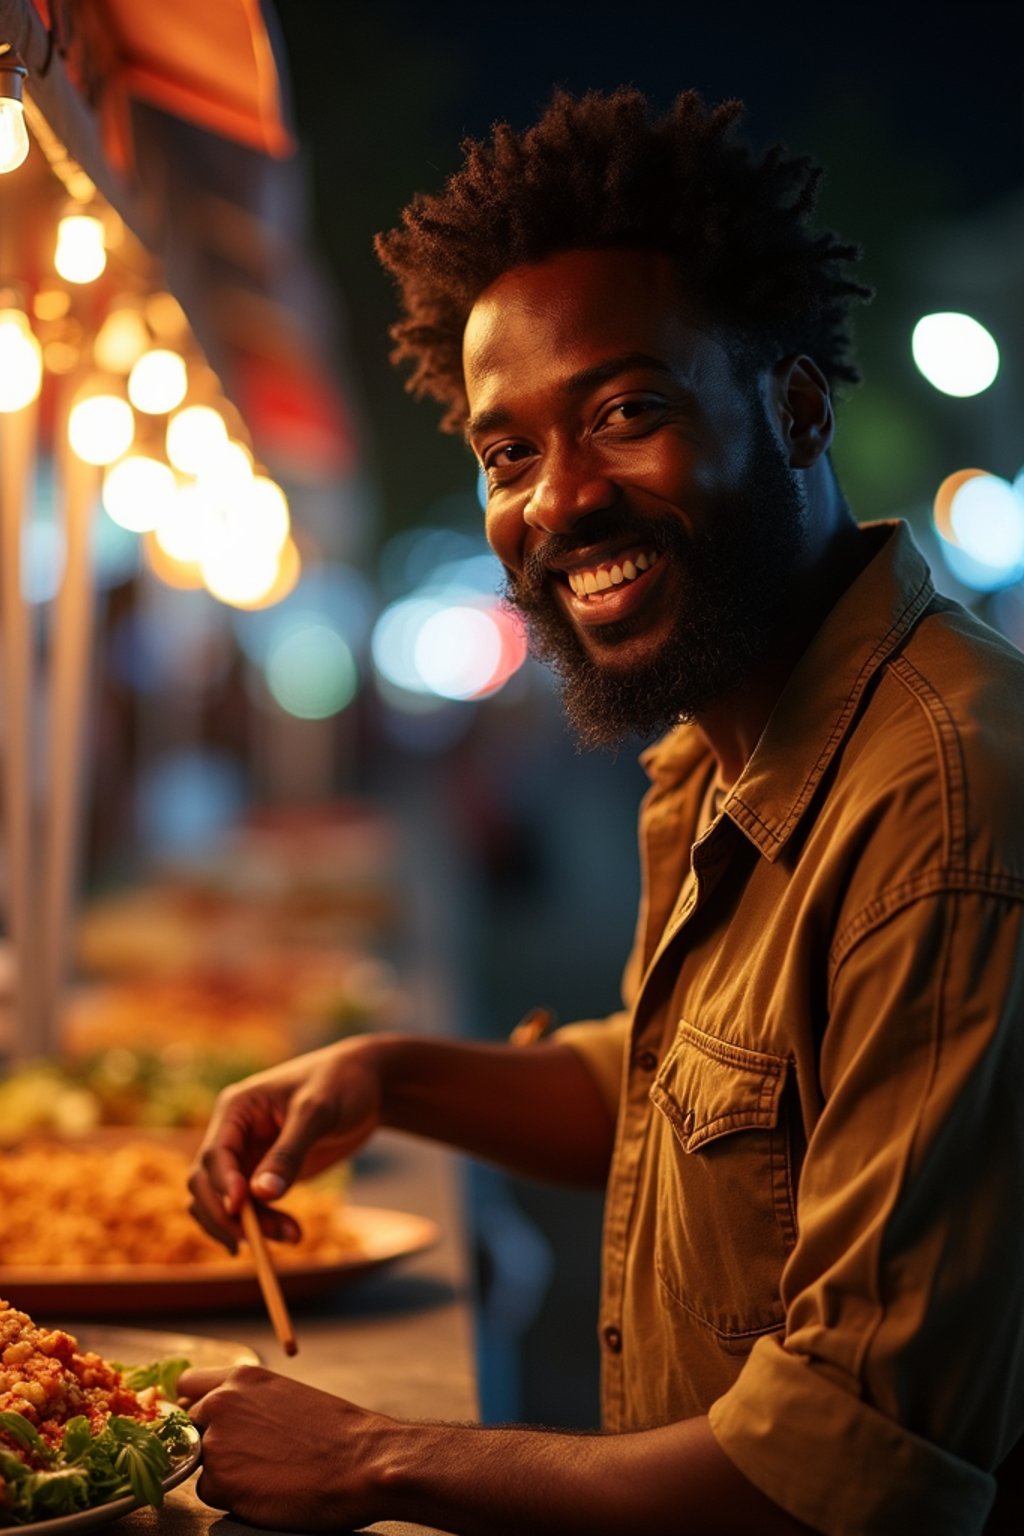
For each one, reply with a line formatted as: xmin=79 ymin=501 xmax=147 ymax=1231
xmin=462 ymin=248 xmax=733 ymax=414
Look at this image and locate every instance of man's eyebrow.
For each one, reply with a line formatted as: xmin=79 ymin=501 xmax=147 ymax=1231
xmin=464 ymin=352 xmax=678 ymax=443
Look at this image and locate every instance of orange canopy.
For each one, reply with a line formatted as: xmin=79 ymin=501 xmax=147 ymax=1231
xmin=30 ymin=0 xmax=293 ymax=166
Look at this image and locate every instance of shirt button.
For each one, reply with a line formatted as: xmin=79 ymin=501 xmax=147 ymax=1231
xmin=636 ymin=1050 xmax=658 ymax=1072
xmin=603 ymin=1325 xmax=623 ymax=1354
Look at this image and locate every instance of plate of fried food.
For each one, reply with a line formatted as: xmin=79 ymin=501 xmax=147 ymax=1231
xmin=0 ymin=1300 xmax=227 ymax=1530
xmin=0 ymin=1137 xmax=439 ymax=1315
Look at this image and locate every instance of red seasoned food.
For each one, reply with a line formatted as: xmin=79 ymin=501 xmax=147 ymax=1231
xmin=0 ymin=1299 xmax=156 ymax=1466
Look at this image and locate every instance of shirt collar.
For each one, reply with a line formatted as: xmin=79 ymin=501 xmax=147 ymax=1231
xmin=640 ymin=521 xmax=936 ymax=862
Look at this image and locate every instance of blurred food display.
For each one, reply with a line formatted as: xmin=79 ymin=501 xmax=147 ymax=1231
xmin=0 ymin=805 xmax=409 ymax=1138
xmin=0 ymin=1139 xmax=356 ymax=1269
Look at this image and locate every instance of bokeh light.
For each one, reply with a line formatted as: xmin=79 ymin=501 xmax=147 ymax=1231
xmin=102 ymin=454 xmax=177 ymax=533
xmin=165 ymin=404 xmax=228 ymax=474
xmin=372 ymin=596 xmax=446 ymax=695
xmin=195 ymin=438 xmax=254 ymax=501
xmin=265 ymin=623 xmax=358 ymax=718
xmin=22 ymin=509 xmax=66 ymax=604
xmin=94 ymin=302 xmax=149 ymax=374
xmin=128 ymin=348 xmax=188 ymax=414
xmin=144 ymin=531 xmax=204 ymax=591
xmin=201 ymin=537 xmax=281 ymax=608
xmin=911 ymin=313 xmax=999 ymax=398
xmin=231 ymin=536 xmax=302 ymax=611
xmin=932 ymin=468 xmax=986 ymax=545
xmin=54 ymin=211 xmax=106 ymax=284
xmin=137 ymin=749 xmax=246 ymax=855
xmin=68 ymin=389 xmax=135 ymax=465
xmin=154 ymin=479 xmax=218 ymax=563
xmin=949 ymin=475 xmax=1024 ymax=573
xmin=413 ymin=605 xmax=504 ymax=700
xmin=0 ymin=306 xmax=43 ymax=411
xmin=933 ymin=465 xmax=1024 ymax=593
xmin=245 ymin=475 xmax=291 ymax=557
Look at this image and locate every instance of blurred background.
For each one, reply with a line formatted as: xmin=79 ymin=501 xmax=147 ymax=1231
xmin=0 ymin=0 xmax=1020 ymax=1429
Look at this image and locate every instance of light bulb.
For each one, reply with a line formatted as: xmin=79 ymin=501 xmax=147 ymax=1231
xmin=202 ymin=537 xmax=281 ymax=608
xmin=0 ymin=51 xmax=29 ymax=174
xmin=54 ymin=210 xmax=107 ymax=284
xmin=68 ymin=382 xmax=135 ymax=465
xmin=94 ymin=301 xmax=149 ymax=373
xmin=0 ymin=305 xmax=42 ymax=411
xmin=127 ymin=347 xmax=188 ymax=414
xmin=102 ymin=454 xmax=177 ymax=532
xmin=155 ymin=479 xmax=219 ymax=562
xmin=243 ymin=475 xmax=290 ymax=556
xmin=165 ymin=403 xmax=228 ymax=473
xmin=195 ymin=438 xmax=254 ymax=501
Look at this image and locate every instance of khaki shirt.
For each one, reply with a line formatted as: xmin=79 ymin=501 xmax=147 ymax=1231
xmin=560 ymin=521 xmax=1024 ymax=1535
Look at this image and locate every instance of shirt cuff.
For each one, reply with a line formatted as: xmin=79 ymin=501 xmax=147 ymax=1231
xmin=708 ymin=1335 xmax=996 ymax=1536
xmin=555 ymin=1013 xmax=628 ymax=1122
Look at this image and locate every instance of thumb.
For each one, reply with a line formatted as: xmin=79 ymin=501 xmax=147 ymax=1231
xmin=250 ymin=1092 xmax=337 ymax=1200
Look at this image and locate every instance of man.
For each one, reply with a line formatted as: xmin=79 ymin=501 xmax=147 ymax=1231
xmin=183 ymin=89 xmax=1024 ymax=1533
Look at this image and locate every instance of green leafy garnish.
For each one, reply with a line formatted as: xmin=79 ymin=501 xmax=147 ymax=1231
xmin=0 ymin=1412 xmax=47 ymax=1458
xmin=112 ymin=1357 xmax=190 ymax=1400
xmin=0 ymin=1361 xmax=195 ymax=1528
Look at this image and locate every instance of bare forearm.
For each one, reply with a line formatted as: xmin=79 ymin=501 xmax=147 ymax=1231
xmin=371 ymin=1035 xmax=615 ymax=1187
xmin=371 ymin=1415 xmax=816 ymax=1536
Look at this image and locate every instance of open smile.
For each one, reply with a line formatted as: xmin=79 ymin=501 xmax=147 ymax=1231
xmin=556 ymin=547 xmax=665 ymax=627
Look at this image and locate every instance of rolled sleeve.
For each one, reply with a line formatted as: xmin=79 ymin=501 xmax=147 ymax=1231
xmin=556 ymin=1012 xmax=629 ymax=1122
xmin=709 ymin=1335 xmax=995 ymax=1536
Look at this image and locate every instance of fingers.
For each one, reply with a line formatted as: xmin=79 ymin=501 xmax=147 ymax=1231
xmin=188 ymin=1087 xmax=296 ymax=1248
xmin=178 ymin=1365 xmax=234 ymax=1408
xmin=181 ymin=1362 xmax=271 ymax=1413
xmin=250 ymin=1091 xmax=339 ymax=1202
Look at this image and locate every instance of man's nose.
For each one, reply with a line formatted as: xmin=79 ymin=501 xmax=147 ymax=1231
xmin=522 ymin=445 xmax=616 ymax=534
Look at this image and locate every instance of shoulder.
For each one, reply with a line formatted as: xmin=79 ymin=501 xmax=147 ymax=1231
xmin=818 ymin=595 xmax=1024 ymax=891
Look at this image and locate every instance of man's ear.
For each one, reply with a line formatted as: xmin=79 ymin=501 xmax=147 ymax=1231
xmin=769 ymin=354 xmax=834 ymax=468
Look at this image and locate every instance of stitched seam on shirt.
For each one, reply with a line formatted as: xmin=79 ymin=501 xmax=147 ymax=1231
xmin=654 ymin=1262 xmax=786 ymax=1340
xmin=678 ymin=1020 xmax=788 ymax=1075
xmin=828 ymin=868 xmax=1024 ymax=986
xmin=731 ymin=572 xmax=934 ymax=852
xmin=851 ymin=888 xmax=959 ymax=1382
xmin=887 ymin=653 xmax=968 ymax=865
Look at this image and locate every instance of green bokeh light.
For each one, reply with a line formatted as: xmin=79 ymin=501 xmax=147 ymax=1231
xmin=265 ymin=624 xmax=358 ymax=719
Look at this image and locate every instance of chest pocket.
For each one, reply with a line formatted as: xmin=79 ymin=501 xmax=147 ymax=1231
xmin=649 ymin=1018 xmax=796 ymax=1344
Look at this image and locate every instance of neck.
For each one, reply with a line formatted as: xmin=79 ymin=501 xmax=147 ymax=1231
xmin=696 ymin=496 xmax=869 ymax=790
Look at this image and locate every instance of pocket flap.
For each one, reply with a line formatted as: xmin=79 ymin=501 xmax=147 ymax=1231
xmin=650 ymin=1019 xmax=789 ymax=1152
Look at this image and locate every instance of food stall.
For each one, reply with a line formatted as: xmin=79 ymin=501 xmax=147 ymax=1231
xmin=0 ymin=3 xmax=478 ymax=1530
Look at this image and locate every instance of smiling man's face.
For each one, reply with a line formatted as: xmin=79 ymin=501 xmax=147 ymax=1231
xmin=463 ymin=247 xmax=810 ymax=746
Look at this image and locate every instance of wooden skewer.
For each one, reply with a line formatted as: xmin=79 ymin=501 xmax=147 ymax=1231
xmin=239 ymin=1200 xmax=298 ymax=1357
xmin=508 ymin=1006 xmax=557 ymax=1047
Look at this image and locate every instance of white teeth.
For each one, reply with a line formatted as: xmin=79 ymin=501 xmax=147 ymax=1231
xmin=568 ymin=550 xmax=659 ymax=599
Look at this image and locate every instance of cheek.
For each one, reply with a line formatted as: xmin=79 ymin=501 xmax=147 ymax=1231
xmin=485 ymin=499 xmax=524 ymax=570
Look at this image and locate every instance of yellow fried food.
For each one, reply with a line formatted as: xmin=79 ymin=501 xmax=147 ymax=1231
xmin=0 ymin=1141 xmax=358 ymax=1269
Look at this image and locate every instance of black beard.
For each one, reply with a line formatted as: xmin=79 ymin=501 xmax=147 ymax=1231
xmin=501 ymin=416 xmax=808 ymax=750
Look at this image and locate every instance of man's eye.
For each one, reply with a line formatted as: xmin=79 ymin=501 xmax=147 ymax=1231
xmin=601 ymin=397 xmax=664 ymax=429
xmin=484 ymin=442 xmax=532 ymax=473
